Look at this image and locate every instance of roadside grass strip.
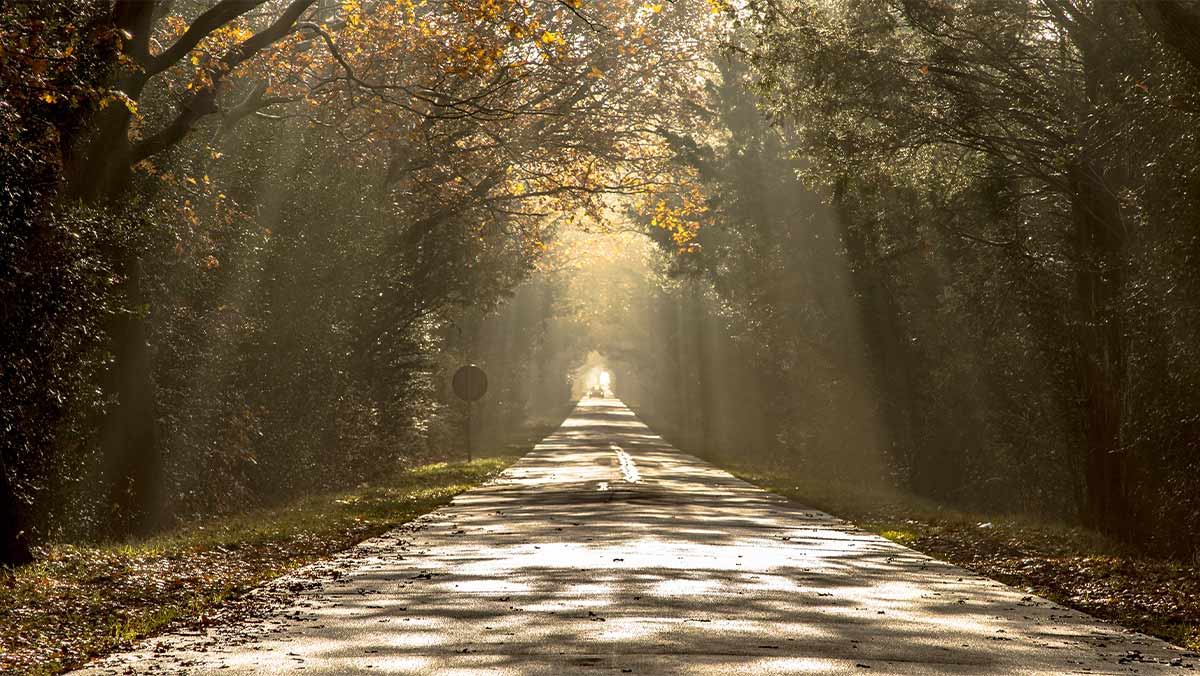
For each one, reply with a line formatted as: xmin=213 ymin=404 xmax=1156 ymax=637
xmin=0 ymin=457 xmax=516 ymax=676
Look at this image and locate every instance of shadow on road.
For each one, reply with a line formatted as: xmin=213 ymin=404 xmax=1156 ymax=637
xmin=77 ymin=399 xmax=1193 ymax=675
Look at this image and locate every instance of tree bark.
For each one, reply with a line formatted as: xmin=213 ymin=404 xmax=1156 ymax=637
xmin=98 ymin=253 xmax=163 ymax=536
xmin=1064 ymin=3 xmax=1133 ymax=537
xmin=0 ymin=458 xmax=33 ymax=567
xmin=1068 ymin=158 xmax=1131 ymax=536
xmin=65 ymin=0 xmax=161 ymax=536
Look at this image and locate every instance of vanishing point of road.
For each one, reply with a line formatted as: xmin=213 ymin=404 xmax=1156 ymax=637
xmin=77 ymin=399 xmax=1195 ymax=675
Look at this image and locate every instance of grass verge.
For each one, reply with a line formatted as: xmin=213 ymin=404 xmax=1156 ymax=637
xmin=0 ymin=457 xmax=517 ymax=676
xmin=719 ymin=460 xmax=1200 ymax=654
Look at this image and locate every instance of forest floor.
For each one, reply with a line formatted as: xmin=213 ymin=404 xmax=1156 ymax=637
xmin=0 ymin=457 xmax=517 ymax=676
xmin=720 ymin=460 xmax=1200 ymax=655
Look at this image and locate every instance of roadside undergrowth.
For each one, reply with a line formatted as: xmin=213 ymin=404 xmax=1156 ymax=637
xmin=722 ymin=461 xmax=1200 ymax=655
xmin=0 ymin=457 xmax=517 ymax=676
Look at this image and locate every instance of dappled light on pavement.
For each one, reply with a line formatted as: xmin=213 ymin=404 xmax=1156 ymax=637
xmin=75 ymin=399 xmax=1195 ymax=675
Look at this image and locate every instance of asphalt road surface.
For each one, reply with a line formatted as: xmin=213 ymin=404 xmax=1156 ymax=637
xmin=76 ymin=399 xmax=1196 ymax=675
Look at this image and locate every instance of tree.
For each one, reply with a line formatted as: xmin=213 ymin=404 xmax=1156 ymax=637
xmin=743 ymin=0 xmax=1200 ymax=541
xmin=1 ymin=0 xmax=715 ymax=560
xmin=1134 ymin=0 xmax=1200 ymax=73
xmin=1 ymin=0 xmax=124 ymax=565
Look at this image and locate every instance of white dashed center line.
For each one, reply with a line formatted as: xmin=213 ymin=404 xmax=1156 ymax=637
xmin=612 ymin=444 xmax=641 ymax=483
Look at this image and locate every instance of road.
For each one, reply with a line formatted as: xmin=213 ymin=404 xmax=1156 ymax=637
xmin=77 ymin=399 xmax=1194 ymax=674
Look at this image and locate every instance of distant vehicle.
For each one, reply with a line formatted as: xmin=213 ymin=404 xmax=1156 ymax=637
xmin=588 ymin=387 xmax=605 ymax=398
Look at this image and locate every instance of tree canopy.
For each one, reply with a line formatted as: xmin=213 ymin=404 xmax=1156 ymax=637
xmin=3 ymin=0 xmax=1200 ymax=570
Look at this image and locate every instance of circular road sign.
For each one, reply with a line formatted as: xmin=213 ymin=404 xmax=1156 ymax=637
xmin=452 ymin=364 xmax=488 ymax=402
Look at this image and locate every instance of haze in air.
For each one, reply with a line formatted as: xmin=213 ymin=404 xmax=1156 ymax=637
xmin=3 ymin=0 xmax=1200 ymax=673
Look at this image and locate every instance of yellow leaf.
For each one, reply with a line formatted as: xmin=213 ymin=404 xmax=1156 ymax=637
xmin=40 ymin=92 xmax=57 ymax=104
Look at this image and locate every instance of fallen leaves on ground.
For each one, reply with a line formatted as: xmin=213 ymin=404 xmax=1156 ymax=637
xmin=0 ymin=458 xmax=515 ymax=676
xmin=903 ymin=523 xmax=1200 ymax=651
xmin=728 ymin=465 xmax=1200 ymax=653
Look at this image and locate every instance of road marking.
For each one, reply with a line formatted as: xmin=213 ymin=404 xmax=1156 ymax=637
xmin=69 ymin=399 xmax=1197 ymax=675
xmin=612 ymin=444 xmax=641 ymax=483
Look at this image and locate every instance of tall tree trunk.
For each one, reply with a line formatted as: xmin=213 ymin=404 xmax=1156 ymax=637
xmin=1069 ymin=158 xmax=1130 ymax=537
xmin=66 ymin=116 xmax=164 ymax=537
xmin=1066 ymin=5 xmax=1133 ymax=538
xmin=0 ymin=458 xmax=33 ymax=567
xmin=63 ymin=2 xmax=163 ymax=536
xmin=98 ymin=254 xmax=163 ymax=536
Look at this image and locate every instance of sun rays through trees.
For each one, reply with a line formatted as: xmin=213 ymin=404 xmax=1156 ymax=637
xmin=4 ymin=0 xmax=1200 ymax=582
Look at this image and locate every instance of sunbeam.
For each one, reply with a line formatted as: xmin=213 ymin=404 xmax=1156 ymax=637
xmin=4 ymin=0 xmax=1200 ymax=672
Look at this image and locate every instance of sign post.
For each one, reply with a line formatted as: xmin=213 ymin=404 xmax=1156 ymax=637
xmin=451 ymin=364 xmax=488 ymax=462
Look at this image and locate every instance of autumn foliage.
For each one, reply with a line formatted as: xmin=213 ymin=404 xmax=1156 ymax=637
xmin=0 ymin=0 xmax=712 ymax=566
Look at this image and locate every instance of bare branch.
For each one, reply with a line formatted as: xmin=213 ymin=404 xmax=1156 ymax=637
xmin=145 ymin=1 xmax=270 ymax=78
xmin=130 ymin=0 xmax=318 ymax=164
